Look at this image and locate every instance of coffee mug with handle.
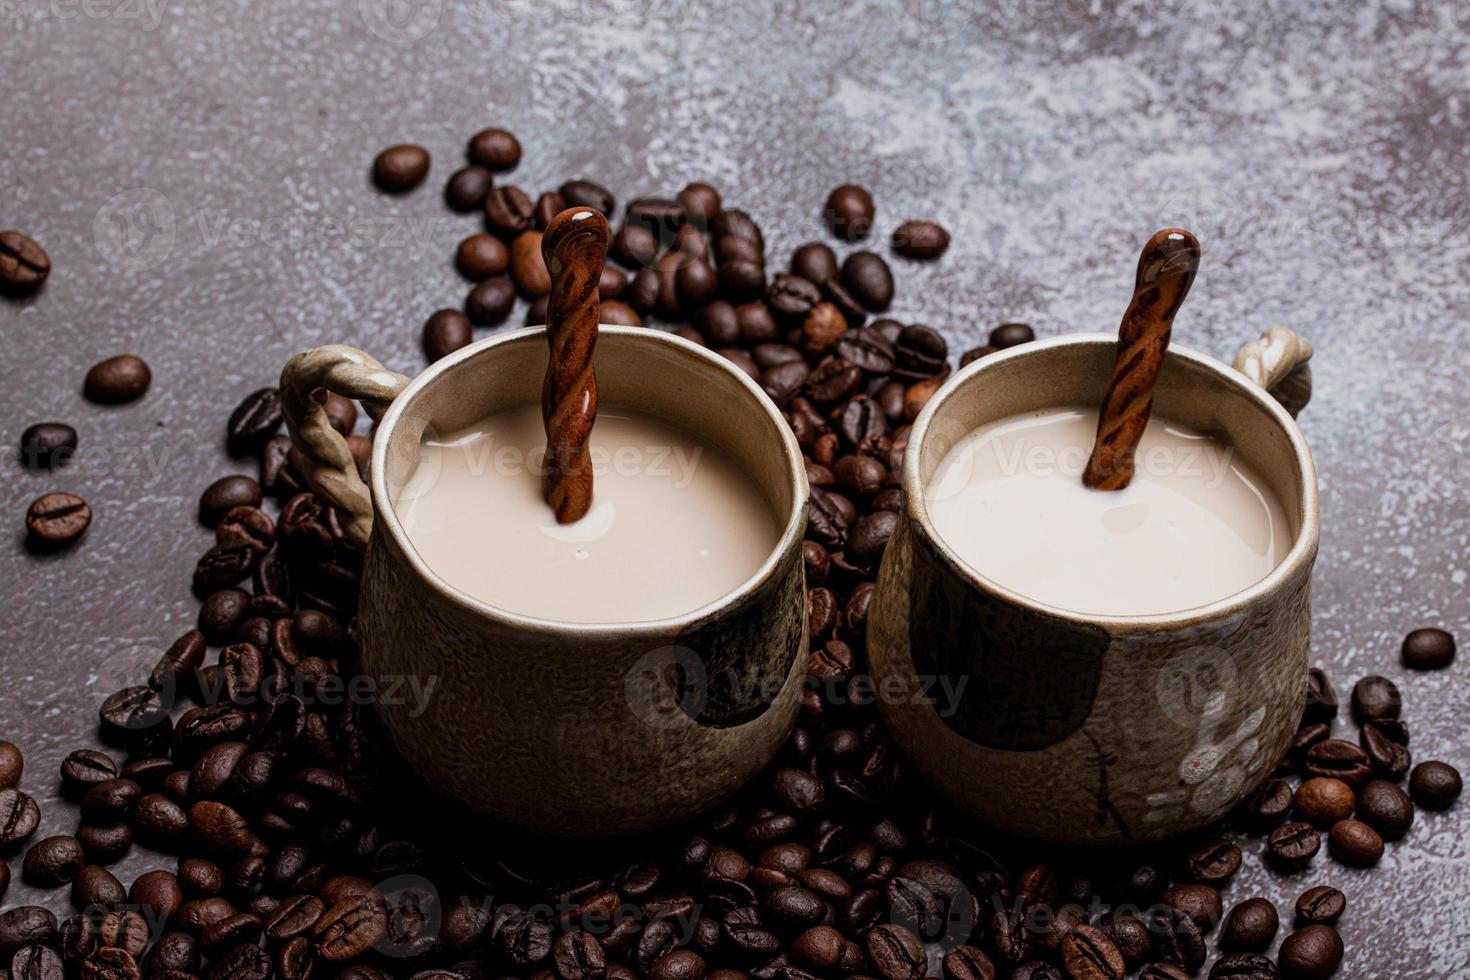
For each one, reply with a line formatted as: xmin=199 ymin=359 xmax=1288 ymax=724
xmin=279 ymin=326 xmax=810 ymax=837
xmin=868 ymin=326 xmax=1318 ymax=845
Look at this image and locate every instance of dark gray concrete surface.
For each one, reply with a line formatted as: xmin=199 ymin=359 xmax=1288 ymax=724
xmin=1 ymin=1 xmax=1467 ymax=976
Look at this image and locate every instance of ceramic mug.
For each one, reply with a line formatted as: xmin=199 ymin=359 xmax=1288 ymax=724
xmin=279 ymin=326 xmax=809 ymax=836
xmin=868 ymin=327 xmax=1319 ymax=845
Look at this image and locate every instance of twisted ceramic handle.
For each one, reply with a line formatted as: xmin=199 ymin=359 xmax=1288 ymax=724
xmin=1233 ymin=326 xmax=1313 ymax=417
xmin=280 ymin=345 xmax=411 ymax=549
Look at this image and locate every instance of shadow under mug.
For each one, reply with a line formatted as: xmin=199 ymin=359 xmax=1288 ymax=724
xmin=279 ymin=326 xmax=809 ymax=836
xmin=869 ymin=328 xmax=1320 ymax=845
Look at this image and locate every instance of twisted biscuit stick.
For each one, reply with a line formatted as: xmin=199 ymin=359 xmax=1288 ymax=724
xmin=540 ymin=207 xmax=610 ymax=523
xmin=1082 ymin=229 xmax=1201 ymax=491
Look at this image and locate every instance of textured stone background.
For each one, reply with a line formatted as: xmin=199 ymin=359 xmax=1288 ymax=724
xmin=1 ymin=0 xmax=1467 ymax=975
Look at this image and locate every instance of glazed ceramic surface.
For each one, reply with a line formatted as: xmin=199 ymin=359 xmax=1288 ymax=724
xmin=283 ymin=327 xmax=810 ymax=835
xmin=869 ymin=333 xmax=1320 ymax=845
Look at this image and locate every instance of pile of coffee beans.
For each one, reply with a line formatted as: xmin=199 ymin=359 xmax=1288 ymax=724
xmin=3 ymin=135 xmax=1461 ymax=980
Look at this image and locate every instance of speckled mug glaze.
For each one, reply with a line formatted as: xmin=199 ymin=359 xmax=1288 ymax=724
xmin=869 ymin=333 xmax=1319 ymax=845
xmin=282 ymin=327 xmax=809 ymax=836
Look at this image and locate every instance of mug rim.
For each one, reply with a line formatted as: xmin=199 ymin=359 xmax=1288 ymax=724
xmin=903 ymin=332 xmax=1321 ymax=630
xmin=369 ymin=325 xmax=809 ymax=636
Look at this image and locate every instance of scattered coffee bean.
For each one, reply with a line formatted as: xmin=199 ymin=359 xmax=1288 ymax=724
xmin=0 ymin=231 xmax=50 ymax=292
xmin=372 ymin=144 xmax=430 ymax=192
xmin=1408 ymin=760 xmax=1461 ymax=810
xmin=465 ymin=275 xmax=516 ymax=326
xmin=444 ymin=165 xmax=494 ymax=212
xmin=25 ymin=492 xmax=91 ymax=546
xmin=559 ymin=179 xmax=616 ymax=215
xmin=1060 ymin=923 xmax=1124 ymax=980
xmin=467 ymin=128 xmax=521 ymax=171
xmin=509 ymin=230 xmax=550 ymax=296
xmin=83 ymin=355 xmax=151 ymax=404
xmin=824 ymin=185 xmax=875 ymax=240
xmin=1349 ymin=675 xmax=1401 ymax=724
xmin=1277 ymin=925 xmax=1342 ymax=980
xmin=0 ymin=745 xmax=20 ymax=791
xmin=1294 ymin=778 xmax=1355 ymax=827
xmin=676 ymin=183 xmax=721 ymax=227
xmin=1326 ymin=818 xmax=1383 ymax=867
xmin=841 ymin=250 xmax=894 ymax=311
xmin=22 ymin=836 xmax=84 ymax=887
xmin=891 ymin=220 xmax=950 ymax=259
xmin=990 ymin=322 xmax=1036 ymax=348
xmin=1303 ymin=739 xmax=1372 ymax=787
xmin=1294 ymin=886 xmax=1345 ymax=926
xmin=484 ymin=185 xmax=535 ymax=237
xmin=1182 ymin=836 xmax=1241 ymax=885
xmin=20 ymin=423 xmax=77 ymax=469
xmin=791 ymin=242 xmax=838 ymax=283
xmin=1303 ymin=667 xmax=1339 ymax=724
xmin=423 ymin=309 xmax=474 ymax=362
xmin=199 ymin=476 xmax=262 ymax=527
xmin=1266 ymin=821 xmax=1321 ymax=870
xmin=1401 ymin=627 xmax=1454 ymax=669
xmin=1358 ymin=722 xmax=1411 ymax=780
xmin=10 ymin=944 xmax=64 ymax=980
xmin=1163 ymin=883 xmax=1222 ymax=933
xmin=456 ymin=232 xmax=510 ymax=280
xmin=1220 ymin=897 xmax=1278 ymax=953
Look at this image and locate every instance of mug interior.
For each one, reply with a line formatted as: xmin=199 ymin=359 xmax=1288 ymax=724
xmin=909 ymin=333 xmax=1318 ymax=623
xmin=370 ymin=326 xmax=806 ymax=629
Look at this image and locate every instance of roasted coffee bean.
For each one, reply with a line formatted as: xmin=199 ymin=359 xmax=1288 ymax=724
xmin=761 ymin=361 xmax=809 ymax=407
xmin=894 ymin=324 xmax=947 ymax=378
xmin=199 ymin=476 xmax=262 ymax=527
xmin=1014 ymin=964 xmax=1064 ymax=980
xmin=892 ymin=220 xmax=950 ymax=259
xmin=484 ymin=185 xmax=534 ymax=237
xmin=824 ymin=185 xmax=875 ymax=241
xmin=1294 ymin=886 xmax=1345 ymax=926
xmin=676 ymin=258 xmax=720 ymax=310
xmin=60 ymin=749 xmax=117 ymax=794
xmin=1277 ymin=925 xmax=1342 ymax=980
xmin=266 ymin=895 xmax=325 ymax=943
xmin=84 ymin=354 xmax=152 ymax=403
xmin=1293 ymin=778 xmax=1355 ymax=827
xmin=142 ymin=933 xmax=198 ymax=975
xmin=847 ymin=510 xmax=896 ymax=563
xmin=509 ymin=230 xmax=550 ymax=296
xmin=1163 ymin=884 xmax=1222 ymax=933
xmin=551 ymin=930 xmax=604 ymax=980
xmin=1401 ymin=627 xmax=1455 ymax=669
xmin=790 ymin=241 xmax=838 ymax=284
xmin=1149 ymin=908 xmax=1205 ymax=974
xmin=465 ymin=274 xmax=516 ymax=326
xmin=25 ymin=492 xmax=91 ymax=545
xmin=23 ymin=835 xmax=85 ymax=886
xmin=423 ymin=309 xmax=473 ymax=362
xmin=0 ymin=907 xmax=58 ymax=951
xmin=1182 ymin=836 xmax=1242 ymax=885
xmin=71 ymin=865 xmax=126 ymax=910
xmin=372 ymin=144 xmax=430 ymax=192
xmin=0 ymin=743 xmax=21 ymax=790
xmin=767 ymin=273 xmax=823 ymax=319
xmin=467 ymin=128 xmax=521 ymax=171
xmin=0 ymin=788 xmax=40 ymax=845
xmin=1288 ymin=723 xmax=1331 ymax=762
xmin=718 ymin=257 xmax=766 ymax=302
xmin=941 ymin=945 xmax=996 ymax=980
xmin=676 ymin=183 xmax=721 ymax=227
xmin=99 ymin=686 xmax=169 ymax=738
xmin=82 ymin=777 xmax=142 ymax=821
xmin=96 ymin=912 xmax=149 ymax=959
xmin=904 ymin=377 xmax=940 ymax=421
xmin=445 ymin=165 xmax=494 ymax=212
xmin=1209 ymin=952 xmax=1278 ymax=979
xmin=866 ymin=923 xmax=924 ymax=980
xmin=711 ymin=209 xmax=763 ymax=245
xmin=612 ymin=225 xmax=658 ymax=268
xmin=11 ymin=944 xmax=65 ymax=980
xmin=204 ymin=941 xmax=269 ymax=980
xmin=1358 ymin=723 xmax=1411 ymax=780
xmin=989 ymin=322 xmax=1035 ymax=348
xmin=841 ymin=251 xmax=894 ymax=311
xmin=313 ymin=895 xmax=386 ymax=962
xmin=835 ymin=325 xmax=897 ymax=374
xmin=560 ymin=180 xmax=616 ymax=215
xmin=217 ymin=504 xmax=274 ymax=555
xmin=1251 ymin=778 xmax=1302 ymax=830
xmin=1409 ymin=760 xmax=1461 ymax=809
xmin=189 ymin=802 xmax=253 ymax=854
xmin=1060 ymin=924 xmax=1125 ymax=980
xmin=76 ymin=825 xmax=131 ymax=864
xmin=1327 ymin=818 xmax=1382 ymax=867
xmin=457 ymin=232 xmax=510 ymax=279
xmin=1220 ymin=898 xmax=1279 ymax=953
xmin=1303 ymin=667 xmax=1338 ymax=724
xmin=223 ymin=388 xmax=282 ymax=455
xmin=130 ymin=869 xmax=183 ymax=921
xmin=1266 ymin=821 xmax=1321 ymax=869
xmin=178 ymin=859 xmax=225 ymax=897
xmin=21 ymin=423 xmax=78 ymax=469
xmin=0 ymin=231 xmax=50 ymax=291
xmin=1350 ymin=675 xmax=1401 ymax=723
xmin=1303 ymin=739 xmax=1372 ymax=787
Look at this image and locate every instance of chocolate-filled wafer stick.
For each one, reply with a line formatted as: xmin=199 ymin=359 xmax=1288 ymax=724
xmin=540 ymin=207 xmax=610 ymax=523
xmin=1082 ymin=228 xmax=1201 ymax=491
